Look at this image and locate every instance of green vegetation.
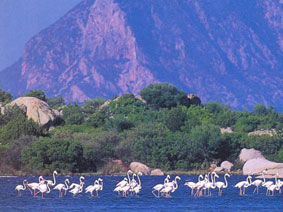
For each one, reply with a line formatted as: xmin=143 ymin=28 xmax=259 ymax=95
xmin=0 ymin=88 xmax=13 ymax=103
xmin=24 ymin=89 xmax=47 ymax=102
xmin=0 ymin=84 xmax=282 ymax=175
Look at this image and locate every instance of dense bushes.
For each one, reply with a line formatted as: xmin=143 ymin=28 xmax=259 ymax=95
xmin=21 ymin=138 xmax=92 ymax=172
xmin=0 ymin=84 xmax=282 ymax=174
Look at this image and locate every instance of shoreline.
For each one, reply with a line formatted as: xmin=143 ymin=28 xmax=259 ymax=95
xmin=0 ymin=170 xmax=245 ymax=177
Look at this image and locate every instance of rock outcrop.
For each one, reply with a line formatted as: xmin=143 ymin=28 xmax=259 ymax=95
xmin=129 ymin=162 xmax=151 ymax=175
xmin=214 ymin=161 xmax=234 ymax=172
xmin=239 ymin=148 xmax=264 ymax=163
xmin=7 ymin=97 xmax=61 ymax=129
xmin=243 ymin=158 xmax=283 ymax=177
xmin=220 ymin=127 xmax=233 ymax=134
xmin=248 ymin=130 xmax=276 ymax=136
xmin=150 ymin=169 xmax=164 ymax=176
xmin=239 ymin=148 xmax=283 ymax=177
xmin=221 ymin=161 xmax=234 ymax=172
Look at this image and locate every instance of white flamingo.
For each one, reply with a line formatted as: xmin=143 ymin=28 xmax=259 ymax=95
xmin=69 ymin=176 xmax=85 ymax=190
xmin=204 ymin=172 xmax=217 ymax=196
xmin=53 ymin=179 xmax=70 ymax=197
xmin=133 ymin=172 xmax=142 ymax=196
xmin=86 ymin=178 xmax=103 ymax=197
xmin=15 ymin=180 xmax=28 ymax=196
xmin=194 ymin=175 xmax=207 ymax=197
xmin=251 ymin=171 xmax=264 ymax=194
xmin=184 ymin=174 xmax=203 ymax=196
xmin=85 ymin=180 xmax=99 ymax=197
xmin=266 ymin=173 xmax=279 ymax=196
xmin=266 ymin=184 xmax=279 ymax=196
xmin=234 ymin=175 xmax=252 ymax=195
xmin=160 ymin=176 xmax=181 ymax=198
xmin=26 ymin=176 xmax=45 ymax=196
xmin=262 ymin=170 xmax=274 ymax=189
xmin=69 ymin=176 xmax=85 ymax=196
xmin=46 ymin=170 xmax=58 ymax=186
xmin=215 ymin=173 xmax=230 ymax=196
xmin=152 ymin=175 xmax=170 ymax=198
xmin=34 ymin=181 xmax=51 ymax=198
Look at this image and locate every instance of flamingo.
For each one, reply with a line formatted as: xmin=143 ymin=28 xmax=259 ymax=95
xmin=85 ymin=178 xmax=103 ymax=197
xmin=194 ymin=175 xmax=207 ymax=197
xmin=152 ymin=175 xmax=170 ymax=198
xmin=53 ymin=179 xmax=70 ymax=197
xmin=160 ymin=176 xmax=181 ymax=198
xmin=215 ymin=173 xmax=230 ymax=196
xmin=34 ymin=181 xmax=51 ymax=198
xmin=133 ymin=172 xmax=142 ymax=196
xmin=266 ymin=173 xmax=279 ymax=196
xmin=69 ymin=176 xmax=85 ymax=190
xmin=234 ymin=175 xmax=252 ymax=195
xmin=15 ymin=180 xmax=28 ymax=196
xmin=46 ymin=170 xmax=58 ymax=186
xmin=69 ymin=176 xmax=85 ymax=196
xmin=204 ymin=172 xmax=217 ymax=196
xmin=276 ymin=179 xmax=283 ymax=193
xmin=262 ymin=170 xmax=273 ymax=189
xmin=266 ymin=184 xmax=279 ymax=196
xmin=116 ymin=177 xmax=128 ymax=188
xmin=26 ymin=176 xmax=45 ymax=196
xmin=85 ymin=180 xmax=99 ymax=197
xmin=184 ymin=174 xmax=203 ymax=196
xmin=251 ymin=171 xmax=264 ymax=194
xmin=69 ymin=184 xmax=83 ymax=196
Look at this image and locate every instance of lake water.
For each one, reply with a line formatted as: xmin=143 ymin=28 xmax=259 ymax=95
xmin=1 ymin=175 xmax=282 ymax=211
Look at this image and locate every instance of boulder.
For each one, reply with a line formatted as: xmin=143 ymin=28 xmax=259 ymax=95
xmin=220 ymin=127 xmax=233 ymax=134
xmin=243 ymin=158 xmax=283 ymax=177
xmin=220 ymin=161 xmax=233 ymax=171
xmin=248 ymin=129 xmax=276 ymax=136
xmin=239 ymin=148 xmax=264 ymax=163
xmin=214 ymin=167 xmax=223 ymax=172
xmin=0 ymin=102 xmax=4 ymax=114
xmin=130 ymin=162 xmax=151 ymax=175
xmin=150 ymin=169 xmax=164 ymax=176
xmin=7 ymin=97 xmax=61 ymax=129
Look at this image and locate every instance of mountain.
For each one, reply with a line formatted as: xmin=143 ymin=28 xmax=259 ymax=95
xmin=0 ymin=0 xmax=282 ymax=110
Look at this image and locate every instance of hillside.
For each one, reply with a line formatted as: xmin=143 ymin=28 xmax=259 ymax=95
xmin=0 ymin=0 xmax=282 ymax=110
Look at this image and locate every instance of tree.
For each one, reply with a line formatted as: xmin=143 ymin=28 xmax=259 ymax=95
xmin=0 ymin=88 xmax=12 ymax=103
xmin=62 ymin=104 xmax=84 ymax=125
xmin=47 ymin=96 xmax=65 ymax=108
xmin=24 ymin=90 xmax=47 ymax=102
xmin=82 ymin=98 xmax=106 ymax=114
xmin=189 ymin=124 xmax=226 ymax=164
xmin=165 ymin=106 xmax=186 ymax=131
xmin=0 ymin=105 xmax=42 ymax=144
xmin=253 ymin=104 xmax=268 ymax=116
xmin=140 ymin=83 xmax=190 ymax=109
xmin=21 ymin=138 xmax=89 ymax=172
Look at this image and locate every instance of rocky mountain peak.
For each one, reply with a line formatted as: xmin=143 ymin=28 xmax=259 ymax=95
xmin=0 ymin=0 xmax=282 ymax=110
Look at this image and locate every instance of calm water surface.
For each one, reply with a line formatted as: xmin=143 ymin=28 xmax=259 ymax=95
xmin=1 ymin=175 xmax=282 ymax=211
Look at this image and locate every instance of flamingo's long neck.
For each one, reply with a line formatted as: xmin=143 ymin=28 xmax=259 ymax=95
xmin=137 ymin=175 xmax=141 ymax=186
xmin=224 ymin=175 xmax=229 ymax=188
xmin=47 ymin=184 xmax=51 ymax=193
xmin=127 ymin=172 xmax=131 ymax=183
xmin=52 ymin=172 xmax=56 ymax=186
xmin=198 ymin=175 xmax=203 ymax=182
xmin=263 ymin=172 xmax=266 ymax=183
xmin=23 ymin=181 xmax=26 ymax=190
xmin=64 ymin=180 xmax=69 ymax=189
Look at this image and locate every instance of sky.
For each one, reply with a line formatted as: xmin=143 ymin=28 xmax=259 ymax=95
xmin=0 ymin=0 xmax=82 ymax=71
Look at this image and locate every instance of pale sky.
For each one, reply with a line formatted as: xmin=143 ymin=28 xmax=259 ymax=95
xmin=0 ymin=0 xmax=81 ymax=71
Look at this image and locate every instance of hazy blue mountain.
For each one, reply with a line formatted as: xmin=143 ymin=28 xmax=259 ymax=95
xmin=0 ymin=0 xmax=282 ymax=110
